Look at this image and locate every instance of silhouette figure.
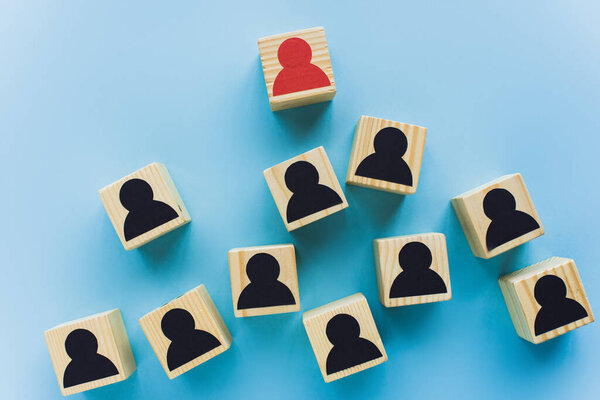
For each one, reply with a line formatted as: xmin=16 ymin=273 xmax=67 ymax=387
xmin=237 ymin=253 xmax=296 ymax=309
xmin=161 ymin=308 xmax=221 ymax=371
xmin=355 ymin=127 xmax=413 ymax=186
xmin=63 ymin=329 xmax=119 ymax=388
xmin=325 ymin=314 xmax=383 ymax=375
xmin=119 ymin=178 xmax=179 ymax=241
xmin=272 ymin=37 xmax=331 ymax=96
xmin=389 ymin=241 xmax=447 ymax=298
xmin=534 ymin=275 xmax=588 ymax=336
xmin=285 ymin=161 xmax=343 ymax=223
xmin=483 ymin=188 xmax=540 ymax=251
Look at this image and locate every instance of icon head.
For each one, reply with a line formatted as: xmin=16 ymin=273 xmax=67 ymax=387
xmin=534 ymin=275 xmax=567 ymax=306
xmin=161 ymin=308 xmax=196 ymax=341
xmin=277 ymin=37 xmax=312 ymax=68
xmin=285 ymin=161 xmax=320 ymax=193
xmin=373 ymin=127 xmax=408 ymax=156
xmin=246 ymin=253 xmax=280 ymax=283
xmin=326 ymin=314 xmax=360 ymax=345
xmin=119 ymin=179 xmax=155 ymax=211
xmin=398 ymin=241 xmax=432 ymax=272
xmin=483 ymin=188 xmax=517 ymax=220
xmin=65 ymin=329 xmax=98 ymax=359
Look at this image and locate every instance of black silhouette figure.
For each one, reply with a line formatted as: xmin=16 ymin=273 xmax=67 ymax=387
xmin=237 ymin=253 xmax=296 ymax=309
xmin=355 ymin=127 xmax=413 ymax=186
xmin=285 ymin=161 xmax=343 ymax=223
xmin=483 ymin=188 xmax=540 ymax=251
xmin=119 ymin=178 xmax=179 ymax=241
xmin=63 ymin=329 xmax=119 ymax=388
xmin=534 ymin=275 xmax=588 ymax=336
xmin=161 ymin=308 xmax=221 ymax=371
xmin=325 ymin=314 xmax=383 ymax=375
xmin=389 ymin=241 xmax=447 ymax=298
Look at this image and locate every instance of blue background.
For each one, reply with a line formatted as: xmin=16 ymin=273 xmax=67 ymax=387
xmin=1 ymin=1 xmax=599 ymax=399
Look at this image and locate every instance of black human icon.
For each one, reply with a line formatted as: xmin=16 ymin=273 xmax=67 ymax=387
xmin=62 ymin=329 xmax=119 ymax=388
xmin=355 ymin=127 xmax=413 ymax=186
xmin=389 ymin=241 xmax=447 ymax=298
xmin=285 ymin=161 xmax=343 ymax=223
xmin=237 ymin=253 xmax=296 ymax=309
xmin=483 ymin=188 xmax=540 ymax=251
xmin=325 ymin=314 xmax=383 ymax=375
xmin=119 ymin=178 xmax=179 ymax=241
xmin=534 ymin=275 xmax=588 ymax=336
xmin=161 ymin=308 xmax=221 ymax=371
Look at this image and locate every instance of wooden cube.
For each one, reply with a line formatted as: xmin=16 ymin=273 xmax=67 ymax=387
xmin=139 ymin=284 xmax=232 ymax=379
xmin=302 ymin=293 xmax=387 ymax=382
xmin=44 ymin=309 xmax=136 ymax=396
xmin=499 ymin=257 xmax=594 ymax=344
xmin=264 ymin=146 xmax=348 ymax=231
xmin=451 ymin=173 xmax=543 ymax=258
xmin=346 ymin=116 xmax=427 ymax=195
xmin=374 ymin=233 xmax=451 ymax=307
xmin=99 ymin=162 xmax=191 ymax=250
xmin=258 ymin=26 xmax=336 ymax=111
xmin=228 ymin=244 xmax=300 ymax=317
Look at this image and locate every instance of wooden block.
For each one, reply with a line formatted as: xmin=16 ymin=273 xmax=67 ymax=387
xmin=451 ymin=173 xmax=543 ymax=258
xmin=228 ymin=244 xmax=300 ymax=317
xmin=264 ymin=146 xmax=348 ymax=231
xmin=302 ymin=293 xmax=387 ymax=382
xmin=499 ymin=257 xmax=594 ymax=344
xmin=99 ymin=162 xmax=191 ymax=250
xmin=346 ymin=116 xmax=427 ymax=195
xmin=374 ymin=233 xmax=451 ymax=307
xmin=258 ymin=26 xmax=336 ymax=111
xmin=139 ymin=284 xmax=232 ymax=379
xmin=44 ymin=309 xmax=136 ymax=396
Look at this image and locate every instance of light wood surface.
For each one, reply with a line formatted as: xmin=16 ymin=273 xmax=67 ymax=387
xmin=346 ymin=115 xmax=427 ymax=194
xmin=264 ymin=146 xmax=348 ymax=231
xmin=44 ymin=309 xmax=136 ymax=396
xmin=139 ymin=284 xmax=232 ymax=379
xmin=228 ymin=244 xmax=300 ymax=317
xmin=451 ymin=173 xmax=543 ymax=258
xmin=258 ymin=26 xmax=336 ymax=111
xmin=99 ymin=162 xmax=191 ymax=250
xmin=374 ymin=233 xmax=451 ymax=307
xmin=499 ymin=257 xmax=594 ymax=344
xmin=302 ymin=293 xmax=387 ymax=383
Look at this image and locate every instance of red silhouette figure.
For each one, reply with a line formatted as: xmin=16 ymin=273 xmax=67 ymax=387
xmin=272 ymin=38 xmax=331 ymax=96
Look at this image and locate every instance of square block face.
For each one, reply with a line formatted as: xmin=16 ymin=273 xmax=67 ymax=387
xmin=264 ymin=146 xmax=348 ymax=231
xmin=374 ymin=233 xmax=451 ymax=307
xmin=451 ymin=173 xmax=543 ymax=258
xmin=346 ymin=116 xmax=427 ymax=195
xmin=228 ymin=244 xmax=300 ymax=317
xmin=99 ymin=162 xmax=191 ymax=250
xmin=258 ymin=26 xmax=336 ymax=111
xmin=139 ymin=284 xmax=232 ymax=379
xmin=499 ymin=257 xmax=594 ymax=344
xmin=302 ymin=293 xmax=387 ymax=382
xmin=44 ymin=309 xmax=136 ymax=396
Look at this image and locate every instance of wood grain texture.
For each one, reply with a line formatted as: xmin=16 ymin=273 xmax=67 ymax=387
xmin=302 ymin=293 xmax=387 ymax=383
xmin=374 ymin=233 xmax=451 ymax=307
xmin=99 ymin=162 xmax=191 ymax=250
xmin=44 ymin=309 xmax=136 ymax=396
xmin=263 ymin=146 xmax=348 ymax=231
xmin=346 ymin=115 xmax=427 ymax=194
xmin=258 ymin=26 xmax=336 ymax=111
xmin=228 ymin=244 xmax=300 ymax=317
xmin=138 ymin=284 xmax=232 ymax=379
xmin=451 ymin=173 xmax=543 ymax=258
xmin=499 ymin=257 xmax=594 ymax=344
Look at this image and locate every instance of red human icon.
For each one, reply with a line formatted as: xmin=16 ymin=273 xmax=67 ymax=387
xmin=272 ymin=37 xmax=331 ymax=96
